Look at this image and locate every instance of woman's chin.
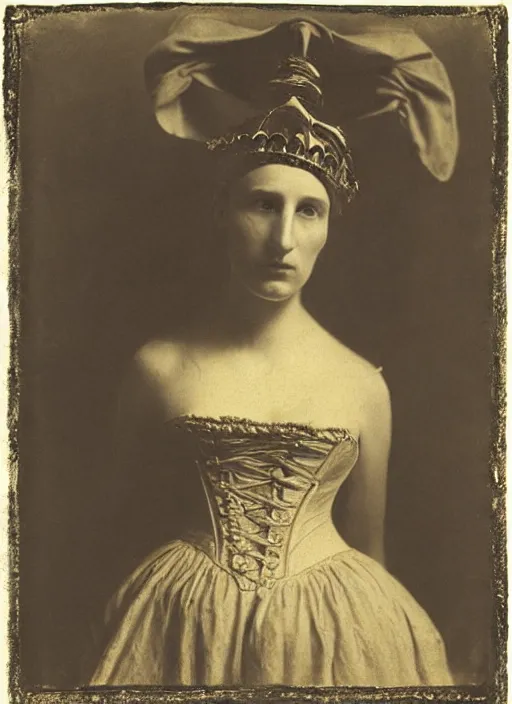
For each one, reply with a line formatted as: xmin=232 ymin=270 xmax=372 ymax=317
xmin=246 ymin=280 xmax=300 ymax=303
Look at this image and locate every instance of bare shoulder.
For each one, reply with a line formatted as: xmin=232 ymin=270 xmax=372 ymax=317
xmin=316 ymin=326 xmax=383 ymax=380
xmin=314 ymin=326 xmax=390 ymax=416
xmin=135 ymin=337 xmax=187 ymax=383
xmin=119 ymin=337 xmax=188 ymax=417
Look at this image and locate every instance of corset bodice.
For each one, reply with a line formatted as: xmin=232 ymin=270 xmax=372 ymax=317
xmin=169 ymin=415 xmax=359 ymax=592
xmin=95 ymin=418 xmax=454 ymax=688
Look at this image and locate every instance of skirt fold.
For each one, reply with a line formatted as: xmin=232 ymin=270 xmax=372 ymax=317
xmin=91 ymin=540 xmax=452 ymax=686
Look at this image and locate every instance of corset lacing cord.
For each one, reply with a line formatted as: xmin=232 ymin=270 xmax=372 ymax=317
xmin=171 ymin=415 xmax=355 ymax=591
xmin=201 ymin=440 xmax=332 ymax=591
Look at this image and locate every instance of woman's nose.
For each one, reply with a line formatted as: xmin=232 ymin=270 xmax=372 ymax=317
xmin=270 ymin=211 xmax=295 ymax=254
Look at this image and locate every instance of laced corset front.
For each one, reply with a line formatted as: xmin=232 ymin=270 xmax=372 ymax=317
xmin=171 ymin=415 xmax=359 ymax=592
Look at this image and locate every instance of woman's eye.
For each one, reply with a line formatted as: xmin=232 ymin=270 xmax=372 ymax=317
xmin=255 ymin=199 xmax=276 ymax=212
xmin=298 ymin=204 xmax=319 ymax=218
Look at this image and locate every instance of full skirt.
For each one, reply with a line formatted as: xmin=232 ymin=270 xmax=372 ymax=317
xmin=91 ymin=539 xmax=453 ymax=686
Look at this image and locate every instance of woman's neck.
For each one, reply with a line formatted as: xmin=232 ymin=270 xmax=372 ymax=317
xmin=211 ymin=279 xmax=309 ymax=350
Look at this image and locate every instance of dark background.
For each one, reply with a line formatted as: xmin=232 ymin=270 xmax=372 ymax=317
xmin=17 ymin=5 xmax=494 ymax=689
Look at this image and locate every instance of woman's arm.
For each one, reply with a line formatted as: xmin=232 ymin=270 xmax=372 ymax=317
xmin=98 ymin=346 xmax=176 ymax=604
xmin=112 ymin=346 xmax=169 ymax=467
xmin=340 ymin=371 xmax=392 ymax=567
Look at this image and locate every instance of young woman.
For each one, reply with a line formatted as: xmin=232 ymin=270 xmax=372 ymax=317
xmin=91 ymin=9 xmax=458 ymax=687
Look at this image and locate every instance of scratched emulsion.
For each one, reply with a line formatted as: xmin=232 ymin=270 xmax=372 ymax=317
xmin=4 ymin=4 xmax=507 ymax=704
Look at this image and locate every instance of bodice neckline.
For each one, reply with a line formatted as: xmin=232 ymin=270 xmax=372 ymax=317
xmin=165 ymin=413 xmax=358 ymax=445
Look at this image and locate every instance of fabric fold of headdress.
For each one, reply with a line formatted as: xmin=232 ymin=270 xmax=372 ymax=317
xmin=145 ymin=10 xmax=458 ymax=182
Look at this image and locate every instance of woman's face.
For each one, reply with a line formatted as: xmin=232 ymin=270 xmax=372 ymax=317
xmin=223 ymin=164 xmax=331 ymax=303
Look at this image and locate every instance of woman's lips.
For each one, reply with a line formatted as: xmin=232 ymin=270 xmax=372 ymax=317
xmin=262 ymin=261 xmax=295 ymax=271
xmin=258 ymin=261 xmax=296 ymax=280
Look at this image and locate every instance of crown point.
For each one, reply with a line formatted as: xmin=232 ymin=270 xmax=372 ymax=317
xmin=287 ymin=135 xmax=305 ymax=156
xmin=324 ymin=154 xmax=337 ymax=170
xmin=252 ymin=132 xmax=267 ymax=150
xmin=307 ymin=145 xmax=324 ymax=164
xmin=267 ymin=133 xmax=287 ymax=152
xmin=238 ymin=134 xmax=253 ymax=149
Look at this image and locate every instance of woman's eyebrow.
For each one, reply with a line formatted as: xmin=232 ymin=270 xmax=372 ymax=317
xmin=299 ymin=195 xmax=329 ymax=209
xmin=246 ymin=188 xmax=282 ymax=199
xmin=247 ymin=189 xmax=329 ymax=208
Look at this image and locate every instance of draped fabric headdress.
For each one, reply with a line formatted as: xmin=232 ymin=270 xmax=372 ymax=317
xmin=145 ymin=10 xmax=458 ymax=206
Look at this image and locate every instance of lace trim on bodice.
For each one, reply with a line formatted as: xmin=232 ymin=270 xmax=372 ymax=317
xmin=168 ymin=414 xmax=357 ymax=445
xmin=169 ymin=415 xmax=357 ymax=592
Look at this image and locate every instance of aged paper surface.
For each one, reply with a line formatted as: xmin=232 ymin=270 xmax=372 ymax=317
xmin=3 ymin=1 xmax=507 ymax=702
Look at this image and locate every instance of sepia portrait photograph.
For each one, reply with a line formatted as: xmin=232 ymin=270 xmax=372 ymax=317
xmin=6 ymin=2 xmax=506 ymax=702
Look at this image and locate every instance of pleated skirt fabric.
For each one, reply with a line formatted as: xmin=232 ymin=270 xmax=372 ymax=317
xmin=91 ymin=539 xmax=453 ymax=686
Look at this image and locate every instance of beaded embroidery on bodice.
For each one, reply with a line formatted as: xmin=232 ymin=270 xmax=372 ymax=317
xmin=171 ymin=415 xmax=359 ymax=592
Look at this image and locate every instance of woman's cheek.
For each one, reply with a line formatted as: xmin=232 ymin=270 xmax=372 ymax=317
xmin=308 ymin=228 xmax=328 ymax=259
xmin=229 ymin=236 xmax=260 ymax=273
xmin=233 ymin=215 xmax=267 ymax=253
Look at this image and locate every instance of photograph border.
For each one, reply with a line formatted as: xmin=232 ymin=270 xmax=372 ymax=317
xmin=4 ymin=3 xmax=507 ymax=703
